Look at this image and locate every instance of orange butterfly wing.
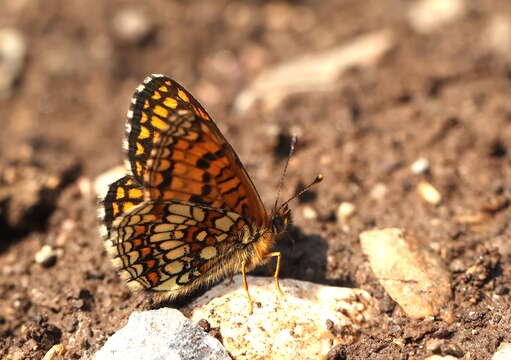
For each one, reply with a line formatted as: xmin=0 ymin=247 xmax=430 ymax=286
xmin=125 ymin=74 xmax=268 ymax=227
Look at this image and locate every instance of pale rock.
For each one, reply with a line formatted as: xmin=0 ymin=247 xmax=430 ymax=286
xmin=234 ymin=29 xmax=394 ymax=112
xmin=484 ymin=15 xmax=511 ymax=60
xmin=112 ymin=9 xmax=154 ymax=45
xmin=370 ymin=182 xmax=388 ymax=200
xmin=319 ymin=154 xmax=332 ymax=166
xmin=336 ymin=202 xmax=355 ymax=225
xmin=302 ymin=205 xmax=318 ymax=220
xmin=0 ymin=28 xmax=26 ymax=99
xmin=93 ymin=166 xmax=126 ymax=198
xmin=93 ymin=308 xmax=231 ymax=360
xmin=425 ymin=338 xmax=443 ymax=353
xmin=182 ymin=276 xmax=375 ymax=360
xmin=34 ymin=245 xmax=57 ymax=267
xmin=360 ymin=228 xmax=452 ymax=318
xmin=408 ymin=0 xmax=466 ymax=34
xmin=493 ymin=342 xmax=511 ymax=360
xmin=77 ymin=177 xmax=92 ymax=198
xmin=42 ymin=344 xmax=65 ymax=360
xmin=410 ymin=157 xmax=430 ymax=174
xmin=417 ymin=181 xmax=442 ymax=205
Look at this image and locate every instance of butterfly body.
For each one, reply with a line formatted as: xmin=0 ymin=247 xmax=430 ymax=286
xmin=99 ymin=74 xmax=291 ymax=302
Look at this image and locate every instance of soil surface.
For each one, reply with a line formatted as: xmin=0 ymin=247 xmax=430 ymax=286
xmin=1 ymin=1 xmax=511 ymax=359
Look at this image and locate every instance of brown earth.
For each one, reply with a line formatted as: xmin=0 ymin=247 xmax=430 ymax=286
xmin=1 ymin=1 xmax=511 ymax=359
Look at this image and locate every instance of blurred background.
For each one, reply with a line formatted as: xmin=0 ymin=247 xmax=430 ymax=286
xmin=2 ymin=0 xmax=511 ymax=359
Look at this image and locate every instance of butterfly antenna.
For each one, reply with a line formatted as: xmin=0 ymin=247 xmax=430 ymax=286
xmin=280 ymin=173 xmax=324 ymax=209
xmin=273 ymin=135 xmax=297 ymax=213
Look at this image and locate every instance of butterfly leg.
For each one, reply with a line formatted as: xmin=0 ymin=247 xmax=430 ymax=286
xmin=264 ymin=252 xmax=285 ymax=298
xmin=241 ymin=259 xmax=253 ymax=314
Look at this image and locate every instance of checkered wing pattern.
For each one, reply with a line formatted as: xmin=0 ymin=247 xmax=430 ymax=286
xmin=104 ymin=198 xmax=251 ymax=292
xmin=100 ymin=74 xmax=272 ymax=295
xmin=125 ymin=74 xmax=267 ymax=226
xmin=102 ymin=175 xmax=145 ymax=237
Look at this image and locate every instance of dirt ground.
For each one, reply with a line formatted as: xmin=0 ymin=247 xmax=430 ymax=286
xmin=1 ymin=0 xmax=511 ymax=359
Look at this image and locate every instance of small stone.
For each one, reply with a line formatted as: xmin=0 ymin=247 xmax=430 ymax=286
xmin=93 ymin=308 xmax=230 ymax=360
xmin=42 ymin=344 xmax=65 ymax=360
xmin=495 ymin=286 xmax=509 ymax=296
xmin=441 ymin=343 xmax=464 ymax=358
xmin=13 ymin=296 xmax=31 ymax=312
xmin=197 ymin=319 xmax=211 ymax=332
xmin=360 ymin=228 xmax=452 ymax=319
xmin=425 ymin=356 xmax=459 ymax=360
xmin=302 ymin=205 xmax=318 ymax=220
xmin=77 ymin=177 xmax=92 ymax=198
xmin=378 ymin=295 xmax=396 ymax=314
xmin=34 ymin=245 xmax=57 ymax=268
xmin=370 ymin=183 xmax=388 ymax=200
xmin=417 ymin=181 xmax=442 ymax=205
xmin=336 ymin=202 xmax=355 ymax=226
xmin=0 ymin=28 xmax=26 ymax=99
xmin=410 ymin=158 xmax=430 ymax=174
xmin=112 ymin=9 xmax=154 ymax=45
xmin=493 ymin=343 xmax=511 ymax=360
xmin=426 ymin=338 xmax=444 ymax=353
xmin=484 ymin=16 xmax=511 ymax=60
xmin=408 ymin=0 xmax=466 ymax=34
xmin=449 ymin=258 xmax=466 ymax=273
xmin=183 ymin=276 xmax=375 ymax=360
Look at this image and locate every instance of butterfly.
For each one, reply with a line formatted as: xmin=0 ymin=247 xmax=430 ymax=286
xmin=98 ymin=74 xmax=322 ymax=312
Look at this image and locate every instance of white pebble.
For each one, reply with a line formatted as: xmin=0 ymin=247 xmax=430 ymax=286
xmin=493 ymin=342 xmax=511 ymax=360
xmin=112 ymin=9 xmax=153 ymax=44
xmin=336 ymin=202 xmax=355 ymax=225
xmin=410 ymin=157 xmax=429 ymax=174
xmin=370 ymin=183 xmax=388 ymax=200
xmin=302 ymin=205 xmax=318 ymax=220
xmin=417 ymin=181 xmax=442 ymax=205
xmin=408 ymin=0 xmax=466 ymax=34
xmin=0 ymin=28 xmax=26 ymax=99
xmin=34 ymin=245 xmax=57 ymax=267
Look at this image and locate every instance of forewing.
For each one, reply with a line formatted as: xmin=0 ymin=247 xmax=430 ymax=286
xmin=126 ymin=74 xmax=268 ymax=226
xmin=105 ymin=199 xmax=250 ymax=292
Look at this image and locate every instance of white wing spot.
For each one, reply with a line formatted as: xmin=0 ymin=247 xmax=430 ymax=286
xmin=200 ymin=246 xmax=217 ymax=260
xmin=215 ymin=233 xmax=228 ymax=242
xmin=192 ymin=207 xmax=206 ymax=222
xmin=166 ymin=244 xmax=189 ymax=260
xmin=159 ymin=240 xmax=184 ymax=250
xmin=164 ymin=261 xmax=184 ymax=274
xmin=196 ymin=231 xmax=207 ymax=241
xmin=168 ymin=204 xmax=192 ymax=218
xmin=214 ymin=216 xmax=234 ymax=232
xmin=154 ymin=224 xmax=177 ymax=233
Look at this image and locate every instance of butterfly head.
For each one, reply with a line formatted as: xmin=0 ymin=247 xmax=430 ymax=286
xmin=271 ymin=203 xmax=292 ymax=235
xmin=271 ymin=173 xmax=324 ymax=235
